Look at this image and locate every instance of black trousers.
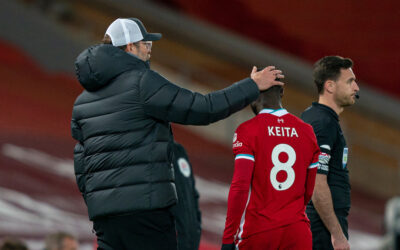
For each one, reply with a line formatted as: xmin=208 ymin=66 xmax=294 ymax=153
xmin=93 ymin=208 xmax=177 ymax=250
xmin=307 ymin=209 xmax=348 ymax=250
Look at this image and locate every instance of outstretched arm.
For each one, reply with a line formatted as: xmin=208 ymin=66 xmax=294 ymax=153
xmin=140 ymin=67 xmax=283 ymax=125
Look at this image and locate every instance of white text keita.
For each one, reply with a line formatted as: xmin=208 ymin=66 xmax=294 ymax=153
xmin=267 ymin=126 xmax=299 ymax=137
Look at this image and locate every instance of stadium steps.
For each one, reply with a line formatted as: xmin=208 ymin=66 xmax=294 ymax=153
xmin=1 ymin=0 xmax=399 ymax=247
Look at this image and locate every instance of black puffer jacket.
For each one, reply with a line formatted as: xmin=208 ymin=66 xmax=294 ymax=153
xmin=71 ymin=44 xmax=259 ymax=220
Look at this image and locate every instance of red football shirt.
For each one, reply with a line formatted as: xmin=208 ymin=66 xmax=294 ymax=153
xmin=222 ymin=109 xmax=320 ymax=244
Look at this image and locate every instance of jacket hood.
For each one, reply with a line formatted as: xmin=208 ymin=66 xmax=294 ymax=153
xmin=75 ymin=44 xmax=148 ymax=91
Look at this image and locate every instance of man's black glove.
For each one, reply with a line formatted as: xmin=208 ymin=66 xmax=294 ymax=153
xmin=221 ymin=243 xmax=235 ymax=250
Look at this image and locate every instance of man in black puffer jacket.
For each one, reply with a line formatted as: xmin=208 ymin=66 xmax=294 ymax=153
xmin=72 ymin=18 xmax=284 ymax=250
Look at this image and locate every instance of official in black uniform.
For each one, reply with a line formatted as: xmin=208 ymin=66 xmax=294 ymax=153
xmin=170 ymin=142 xmax=201 ymax=250
xmin=301 ymin=56 xmax=359 ymax=250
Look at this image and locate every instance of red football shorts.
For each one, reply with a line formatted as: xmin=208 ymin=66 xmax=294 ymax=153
xmin=236 ymin=220 xmax=312 ymax=250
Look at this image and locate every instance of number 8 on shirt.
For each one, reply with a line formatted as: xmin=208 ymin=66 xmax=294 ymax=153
xmin=270 ymin=143 xmax=296 ymax=191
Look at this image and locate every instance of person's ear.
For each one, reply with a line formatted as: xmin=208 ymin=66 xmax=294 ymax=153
xmin=124 ymin=44 xmax=130 ymax=53
xmin=126 ymin=43 xmax=137 ymax=53
xmin=250 ymin=101 xmax=258 ymax=116
xmin=125 ymin=43 xmax=132 ymax=53
xmin=325 ymin=80 xmax=335 ymax=94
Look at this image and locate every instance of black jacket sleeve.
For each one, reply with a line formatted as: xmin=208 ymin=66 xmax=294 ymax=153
xmin=73 ymin=142 xmax=86 ymax=197
xmin=139 ymin=70 xmax=259 ymax=125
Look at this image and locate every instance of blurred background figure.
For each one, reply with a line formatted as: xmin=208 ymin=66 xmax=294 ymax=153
xmin=170 ymin=142 xmax=202 ymax=250
xmin=0 ymin=238 xmax=28 ymax=250
xmin=44 ymin=232 xmax=78 ymax=250
xmin=381 ymin=197 xmax=400 ymax=250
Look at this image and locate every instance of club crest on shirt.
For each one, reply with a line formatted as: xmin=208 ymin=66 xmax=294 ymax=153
xmin=178 ymin=158 xmax=191 ymax=177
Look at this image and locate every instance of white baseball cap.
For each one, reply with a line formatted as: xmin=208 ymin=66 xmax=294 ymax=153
xmin=105 ymin=18 xmax=162 ymax=47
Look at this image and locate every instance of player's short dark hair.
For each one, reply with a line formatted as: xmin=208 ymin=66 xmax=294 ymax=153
xmin=251 ymin=85 xmax=283 ymax=115
xmin=313 ymin=56 xmax=353 ymax=94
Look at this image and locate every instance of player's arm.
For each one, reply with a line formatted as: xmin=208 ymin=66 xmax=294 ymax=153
xmin=222 ymin=154 xmax=255 ymax=246
xmin=313 ymin=149 xmax=349 ymax=249
xmin=304 ymin=162 xmax=317 ymax=205
xmin=304 ymin=133 xmax=320 ymax=205
xmin=312 ymin=174 xmax=349 ymax=249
